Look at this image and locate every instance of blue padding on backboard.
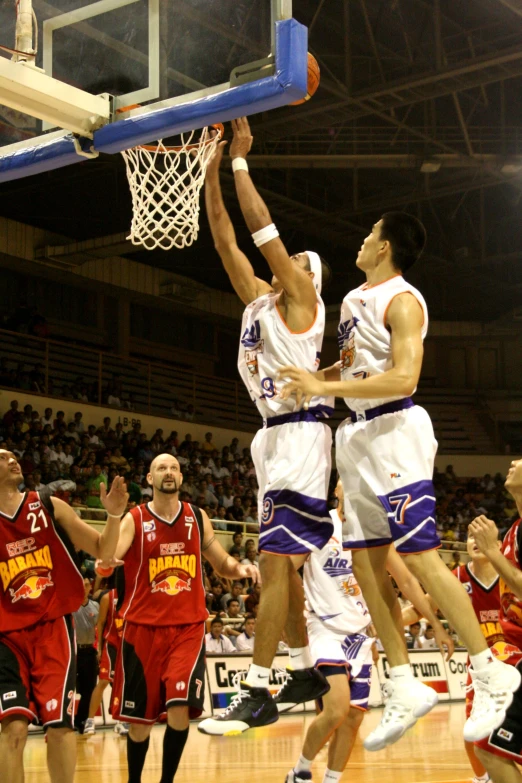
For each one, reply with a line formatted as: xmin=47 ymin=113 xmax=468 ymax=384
xmin=0 ymin=18 xmax=307 ymax=182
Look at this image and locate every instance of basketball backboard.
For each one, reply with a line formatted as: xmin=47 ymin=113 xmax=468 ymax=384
xmin=0 ymin=0 xmax=308 ymax=181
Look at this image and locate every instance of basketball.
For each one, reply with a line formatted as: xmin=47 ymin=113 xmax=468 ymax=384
xmin=290 ymin=53 xmax=320 ymax=106
xmin=95 ymin=564 xmax=114 ymax=578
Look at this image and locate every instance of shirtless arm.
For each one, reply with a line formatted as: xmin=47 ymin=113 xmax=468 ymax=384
xmin=230 ymin=118 xmax=317 ymax=330
xmin=205 ymin=138 xmax=271 ymax=305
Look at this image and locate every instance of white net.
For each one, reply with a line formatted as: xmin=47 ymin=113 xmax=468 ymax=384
xmin=121 ymin=126 xmax=223 ymax=251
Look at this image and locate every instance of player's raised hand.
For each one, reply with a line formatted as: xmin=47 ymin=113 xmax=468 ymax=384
xmin=230 ymin=117 xmax=253 ymax=159
xmin=206 ymin=138 xmax=228 ymax=174
xmin=278 ymin=365 xmax=323 ymax=409
xmin=468 ymin=515 xmax=499 ymax=556
xmin=100 ymin=476 xmax=129 ymax=518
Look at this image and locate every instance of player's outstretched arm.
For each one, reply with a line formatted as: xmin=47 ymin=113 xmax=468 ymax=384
xmin=201 ymin=510 xmax=260 ymax=583
xmin=51 ymin=476 xmax=128 ymax=561
xmin=386 ymin=547 xmax=454 ymax=661
xmin=205 ymin=137 xmax=271 ymax=305
xmin=230 ymin=117 xmax=317 ymax=309
xmin=279 ymin=292 xmax=424 ymax=402
xmin=470 ymin=515 xmax=522 ymax=600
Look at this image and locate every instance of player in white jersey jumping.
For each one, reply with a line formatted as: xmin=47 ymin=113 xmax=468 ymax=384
xmin=286 ymin=479 xmax=453 ymax=783
xmin=198 ymin=117 xmax=333 ymax=735
xmin=280 ymin=212 xmax=520 ymax=750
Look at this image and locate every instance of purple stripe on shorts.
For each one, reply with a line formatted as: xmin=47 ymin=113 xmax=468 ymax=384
xmin=259 ymin=490 xmax=333 ymax=555
xmin=378 ymin=478 xmax=440 ymax=554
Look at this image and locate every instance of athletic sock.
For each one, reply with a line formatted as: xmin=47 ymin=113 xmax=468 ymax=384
xmin=127 ymin=735 xmax=150 ymax=783
xmin=288 ymin=647 xmax=313 ymax=670
xmin=323 ymin=769 xmax=342 ymax=782
xmin=246 ymin=663 xmax=271 ymax=688
xmin=389 ymin=664 xmax=415 ymax=685
xmin=295 ymin=753 xmax=312 ymax=773
xmin=159 ymin=725 xmax=189 ymax=783
xmin=469 ymin=648 xmax=495 ymax=671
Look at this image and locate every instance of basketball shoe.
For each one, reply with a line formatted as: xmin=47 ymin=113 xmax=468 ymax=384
xmin=198 ymin=683 xmax=278 ymax=735
xmin=285 ymin=770 xmax=313 ymax=783
xmin=363 ymin=680 xmax=439 ymax=751
xmin=114 ymin=722 xmax=130 ymax=736
xmin=464 ymin=659 xmax=522 ymax=742
xmin=471 ymin=774 xmax=490 ymax=783
xmin=83 ymin=718 xmax=95 ymax=735
xmin=274 ymin=668 xmax=330 ymax=712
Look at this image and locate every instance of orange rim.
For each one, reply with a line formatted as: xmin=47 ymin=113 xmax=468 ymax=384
xmin=136 ymin=123 xmax=224 ymax=153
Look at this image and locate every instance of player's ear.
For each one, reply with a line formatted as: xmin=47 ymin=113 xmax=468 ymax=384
xmin=146 ymin=472 xmax=153 ymax=486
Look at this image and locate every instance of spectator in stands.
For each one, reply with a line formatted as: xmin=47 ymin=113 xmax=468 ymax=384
xmin=221 ymin=581 xmax=246 ymax=613
xmin=207 ymin=581 xmax=226 ymax=614
xmin=245 ymin=582 xmax=261 ymax=617
xmin=236 ymin=615 xmax=256 ymax=652
xmin=33 ymin=470 xmax=45 ymax=491
xmin=53 ymin=410 xmax=65 ymax=429
xmin=406 ymin=621 xmax=422 ymax=649
xmin=65 ymin=421 xmax=80 ymax=443
xmin=3 ymin=399 xmax=19 ymax=428
xmin=220 ymin=485 xmax=235 ymax=509
xmin=241 ymin=544 xmax=259 ymax=569
xmin=202 ymin=432 xmax=216 ymax=453
xmin=230 ymin=496 xmax=245 ymax=522
xmin=87 ymin=425 xmax=101 ymax=448
xmin=229 ymin=531 xmax=244 ymax=557
xmin=107 ymin=386 xmax=121 ymax=407
xmin=415 ymin=624 xmax=438 ymax=649
xmin=183 ymin=404 xmax=195 ymax=421
xmin=205 ymin=618 xmax=236 ymax=653
xmin=40 ymin=407 xmax=53 ymax=427
xmin=85 ymin=463 xmax=106 ymax=508
xmin=213 ymin=457 xmax=229 ymax=480
xmin=222 ymin=597 xmax=244 ymax=622
xmin=199 ymin=480 xmax=217 ymax=508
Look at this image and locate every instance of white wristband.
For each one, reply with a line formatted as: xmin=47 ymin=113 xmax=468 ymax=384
xmin=252 ymin=223 xmax=280 ymax=247
xmin=232 ymin=157 xmax=249 ymax=173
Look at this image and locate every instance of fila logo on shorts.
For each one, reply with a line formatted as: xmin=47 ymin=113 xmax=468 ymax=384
xmin=2 ymin=691 xmax=16 ymax=701
xmin=498 ymin=728 xmax=514 ymax=741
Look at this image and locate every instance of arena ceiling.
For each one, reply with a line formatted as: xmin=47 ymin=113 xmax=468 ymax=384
xmin=2 ymin=0 xmax=522 ymax=321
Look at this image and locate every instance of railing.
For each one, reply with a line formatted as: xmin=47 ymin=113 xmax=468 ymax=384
xmin=0 ymin=326 xmax=266 ymax=432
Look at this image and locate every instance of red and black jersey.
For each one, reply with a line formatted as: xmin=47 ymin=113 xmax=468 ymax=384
xmin=0 ymin=490 xmax=84 ymax=633
xmin=499 ymin=518 xmax=522 ymax=649
xmin=453 ymin=564 xmax=503 ymax=647
xmin=103 ymin=587 xmax=123 ymax=648
xmin=119 ymin=502 xmax=208 ymax=627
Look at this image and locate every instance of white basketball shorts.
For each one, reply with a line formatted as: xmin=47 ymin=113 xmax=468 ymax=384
xmin=307 ymin=613 xmax=373 ymax=710
xmin=336 ymin=404 xmax=440 ymax=554
xmin=252 ymin=416 xmax=333 ymax=556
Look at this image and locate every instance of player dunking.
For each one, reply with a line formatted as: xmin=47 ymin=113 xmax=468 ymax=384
xmin=198 ymin=117 xmax=333 ymax=735
xmin=0 ymin=449 xmax=127 ymax=783
xmin=280 ymin=213 xmax=519 ymax=749
xmin=470 ymin=459 xmax=522 ymax=783
xmin=110 ymin=454 xmax=258 ymax=783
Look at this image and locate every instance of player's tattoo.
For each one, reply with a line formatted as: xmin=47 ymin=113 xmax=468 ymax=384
xmin=202 ymin=534 xmax=216 ymax=551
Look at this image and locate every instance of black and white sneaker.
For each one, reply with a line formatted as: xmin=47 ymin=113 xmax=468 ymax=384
xmin=285 ymin=770 xmax=313 ymax=782
xmin=274 ymin=668 xmax=330 ymax=713
xmin=197 ymin=683 xmax=279 ymax=735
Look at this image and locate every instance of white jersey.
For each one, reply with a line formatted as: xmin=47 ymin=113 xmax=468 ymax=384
xmin=338 ymin=274 xmax=428 ymax=413
xmin=304 ymin=510 xmax=370 ymax=635
xmin=238 ymin=291 xmax=334 ymax=420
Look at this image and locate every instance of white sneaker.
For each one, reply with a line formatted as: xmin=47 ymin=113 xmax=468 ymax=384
xmin=464 ymin=659 xmax=522 ymax=742
xmin=83 ymin=718 xmax=95 ymax=735
xmin=471 ymin=775 xmax=490 ymax=783
xmin=363 ymin=680 xmax=439 ymax=751
xmin=114 ymin=722 xmax=130 ymax=736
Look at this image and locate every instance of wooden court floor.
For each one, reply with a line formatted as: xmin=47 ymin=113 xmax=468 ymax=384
xmin=23 ymin=704 xmax=474 ymax=783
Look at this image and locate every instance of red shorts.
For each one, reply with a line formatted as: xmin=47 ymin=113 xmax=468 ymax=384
xmin=112 ymin=621 xmax=206 ymax=724
xmin=0 ymin=615 xmax=76 ymax=729
xmin=99 ymin=641 xmax=118 ymax=684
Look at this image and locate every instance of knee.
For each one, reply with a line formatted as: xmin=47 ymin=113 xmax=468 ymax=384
xmin=46 ymin=727 xmax=73 ymax=745
xmin=323 ymin=702 xmax=350 ymax=729
xmin=1 ymin=718 xmax=28 ymax=753
xmin=129 ymin=724 xmax=152 ymax=743
xmin=167 ymin=706 xmax=189 ymax=731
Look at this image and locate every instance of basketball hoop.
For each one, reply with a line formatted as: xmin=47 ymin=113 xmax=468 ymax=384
xmin=121 ymin=123 xmax=224 ymax=251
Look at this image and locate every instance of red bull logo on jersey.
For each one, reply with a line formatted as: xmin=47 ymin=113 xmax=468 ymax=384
xmin=0 ymin=544 xmax=54 ymax=594
xmin=151 ymin=574 xmax=192 ymax=596
xmin=9 ymin=572 xmax=54 ymax=603
xmin=148 ymin=553 xmax=197 ymax=596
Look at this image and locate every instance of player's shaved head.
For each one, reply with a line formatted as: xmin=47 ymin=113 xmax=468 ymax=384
xmin=150 ymin=453 xmax=180 ymax=472
xmin=148 ymin=454 xmax=182 ymax=495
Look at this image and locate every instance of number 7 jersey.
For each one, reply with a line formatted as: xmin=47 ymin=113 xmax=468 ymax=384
xmin=237 ymin=291 xmax=334 ymax=420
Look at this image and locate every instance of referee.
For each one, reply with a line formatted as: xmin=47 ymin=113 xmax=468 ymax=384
xmin=73 ymin=577 xmax=100 ymax=734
